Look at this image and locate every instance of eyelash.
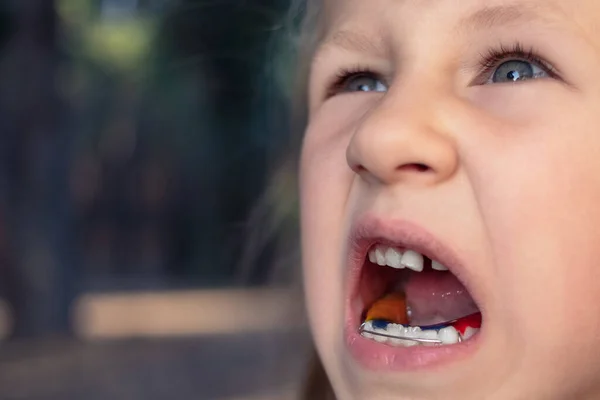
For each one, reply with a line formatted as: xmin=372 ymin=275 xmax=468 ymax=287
xmin=477 ymin=42 xmax=558 ymax=82
xmin=327 ymin=66 xmax=384 ymax=98
xmin=326 ymin=42 xmax=558 ymax=97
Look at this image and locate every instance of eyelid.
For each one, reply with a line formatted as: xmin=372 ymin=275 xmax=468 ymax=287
xmin=473 ymin=43 xmax=561 ymax=85
xmin=322 ymin=44 xmax=561 ymax=97
xmin=325 ymin=66 xmax=387 ymax=98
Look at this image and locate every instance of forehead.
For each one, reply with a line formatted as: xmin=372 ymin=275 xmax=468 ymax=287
xmin=323 ymin=0 xmax=600 ymax=39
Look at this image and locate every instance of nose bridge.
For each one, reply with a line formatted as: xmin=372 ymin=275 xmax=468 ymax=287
xmin=346 ymin=85 xmax=458 ymax=186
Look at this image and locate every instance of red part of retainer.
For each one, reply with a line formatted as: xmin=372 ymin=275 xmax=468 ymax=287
xmin=451 ymin=312 xmax=482 ymax=335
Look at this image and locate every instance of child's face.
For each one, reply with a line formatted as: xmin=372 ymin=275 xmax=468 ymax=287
xmin=300 ymin=0 xmax=600 ymax=399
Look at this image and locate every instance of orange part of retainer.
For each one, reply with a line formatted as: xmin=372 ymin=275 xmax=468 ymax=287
xmin=364 ymin=292 xmax=409 ymax=325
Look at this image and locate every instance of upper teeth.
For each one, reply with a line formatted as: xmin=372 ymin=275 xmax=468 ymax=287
xmin=431 ymin=260 xmax=449 ymax=271
xmin=368 ymin=245 xmax=449 ymax=272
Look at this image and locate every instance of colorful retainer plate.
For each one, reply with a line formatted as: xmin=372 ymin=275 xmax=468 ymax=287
xmin=364 ymin=292 xmax=409 ymax=325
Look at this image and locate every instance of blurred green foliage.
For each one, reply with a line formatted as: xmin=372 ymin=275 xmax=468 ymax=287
xmin=0 ymin=0 xmax=294 ymax=336
xmin=58 ymin=0 xmax=157 ymax=74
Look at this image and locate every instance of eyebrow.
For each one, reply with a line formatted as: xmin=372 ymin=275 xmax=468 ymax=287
xmin=456 ymin=3 xmax=559 ymax=33
xmin=315 ymin=29 xmax=388 ymax=59
xmin=315 ymin=3 xmax=559 ymax=59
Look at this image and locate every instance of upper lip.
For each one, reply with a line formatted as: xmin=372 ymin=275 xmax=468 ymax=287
xmin=346 ymin=213 xmax=482 ymax=325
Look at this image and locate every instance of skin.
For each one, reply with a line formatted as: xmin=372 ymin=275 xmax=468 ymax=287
xmin=299 ymin=0 xmax=600 ymax=399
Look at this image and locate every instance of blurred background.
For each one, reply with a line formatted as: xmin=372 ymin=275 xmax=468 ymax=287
xmin=0 ymin=0 xmax=308 ymax=399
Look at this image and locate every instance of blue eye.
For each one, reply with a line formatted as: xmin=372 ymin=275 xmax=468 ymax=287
xmin=345 ymin=75 xmax=387 ymax=92
xmin=335 ymin=72 xmax=388 ymax=94
xmin=489 ymin=59 xmax=548 ymax=83
xmin=478 ymin=44 xmax=558 ymax=85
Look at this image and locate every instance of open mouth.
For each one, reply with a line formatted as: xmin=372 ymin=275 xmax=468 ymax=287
xmin=356 ymin=244 xmax=482 ymax=347
xmin=344 ymin=218 xmax=484 ymax=370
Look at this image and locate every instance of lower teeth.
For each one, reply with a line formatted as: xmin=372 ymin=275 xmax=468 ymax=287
xmin=360 ymin=320 xmax=479 ymax=347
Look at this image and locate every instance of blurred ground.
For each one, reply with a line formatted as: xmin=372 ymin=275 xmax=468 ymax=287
xmin=0 ymin=289 xmax=309 ymax=400
xmin=0 ymin=330 xmax=308 ymax=400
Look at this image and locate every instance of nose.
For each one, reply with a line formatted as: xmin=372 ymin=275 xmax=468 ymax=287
xmin=346 ymin=92 xmax=459 ymax=186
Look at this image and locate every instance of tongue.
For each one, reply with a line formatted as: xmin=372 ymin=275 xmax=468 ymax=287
xmin=404 ymin=270 xmax=479 ymax=326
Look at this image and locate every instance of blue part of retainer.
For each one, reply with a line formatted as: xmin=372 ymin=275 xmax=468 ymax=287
xmin=368 ymin=319 xmax=449 ymax=331
xmin=370 ymin=320 xmax=390 ymax=330
xmin=420 ymin=323 xmax=449 ymax=331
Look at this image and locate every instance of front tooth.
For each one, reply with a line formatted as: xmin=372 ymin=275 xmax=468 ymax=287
xmin=431 ymin=260 xmax=449 ymax=271
xmin=389 ymin=324 xmax=417 ymax=347
xmin=361 ymin=320 xmax=374 ymax=339
xmin=401 ymin=250 xmax=424 ymax=272
xmin=462 ymin=327 xmax=479 ymax=340
xmin=375 ymin=246 xmax=386 ymax=266
xmin=438 ymin=326 xmax=460 ymax=345
xmin=368 ymin=250 xmax=377 ymax=263
xmin=385 ymin=247 xmax=403 ymax=269
xmin=418 ymin=329 xmax=440 ymax=346
xmin=419 ymin=329 xmax=438 ymax=340
xmin=373 ymin=326 xmax=388 ymax=343
xmin=386 ymin=323 xmax=403 ymax=345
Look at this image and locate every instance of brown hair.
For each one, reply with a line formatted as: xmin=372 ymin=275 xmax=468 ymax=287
xmin=300 ymin=349 xmax=337 ymax=400
xmin=242 ymin=0 xmax=336 ymax=397
xmin=269 ymin=0 xmax=337 ymax=398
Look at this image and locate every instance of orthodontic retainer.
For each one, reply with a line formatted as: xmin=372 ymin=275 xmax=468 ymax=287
xmin=359 ymin=312 xmax=482 ymax=344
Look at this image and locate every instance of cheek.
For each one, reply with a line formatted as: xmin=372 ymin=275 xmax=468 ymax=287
xmin=299 ymin=116 xmax=354 ymax=357
xmin=470 ymin=107 xmax=600 ymax=374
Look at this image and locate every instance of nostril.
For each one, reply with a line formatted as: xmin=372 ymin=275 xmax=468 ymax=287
xmin=352 ymin=164 xmax=368 ymax=174
xmin=350 ymin=161 xmax=434 ymax=182
xmin=399 ymin=163 xmax=431 ymax=173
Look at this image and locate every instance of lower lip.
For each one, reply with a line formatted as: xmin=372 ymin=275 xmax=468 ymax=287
xmin=344 ymin=314 xmax=482 ymax=371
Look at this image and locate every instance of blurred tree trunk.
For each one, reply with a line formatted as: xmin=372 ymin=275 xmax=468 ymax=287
xmin=154 ymin=0 xmax=290 ymax=283
xmin=0 ymin=0 xmax=76 ymax=337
